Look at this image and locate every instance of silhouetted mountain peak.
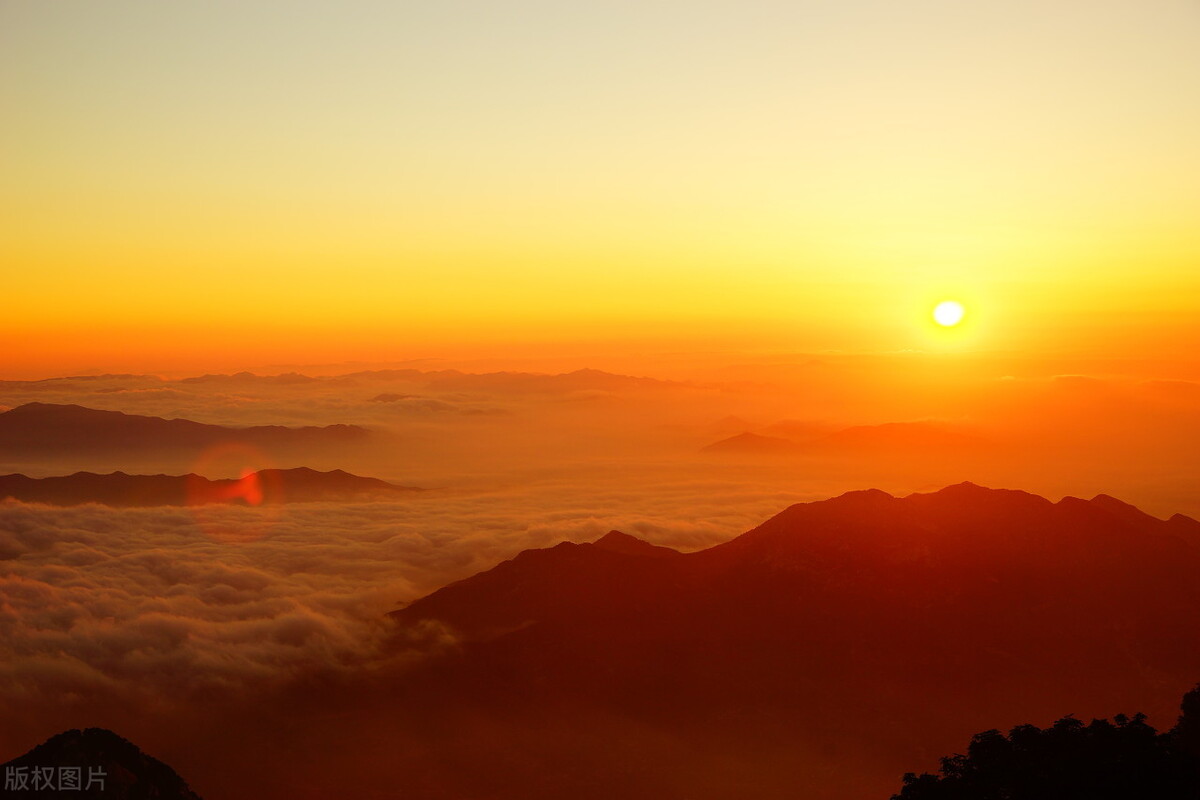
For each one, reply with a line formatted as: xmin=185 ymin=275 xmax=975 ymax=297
xmin=833 ymin=487 xmax=895 ymax=503
xmin=706 ymin=481 xmax=1177 ymax=570
xmin=701 ymin=431 xmax=800 ymax=454
xmin=594 ymin=529 xmax=639 ymax=546
xmin=591 ymin=530 xmax=681 ymax=558
xmin=8 ymin=402 xmax=103 ymax=416
xmin=1 ymin=727 xmax=202 ymax=799
xmin=916 ymin=482 xmax=1054 ymax=515
xmin=1167 ymin=513 xmax=1200 ymax=540
xmin=1089 ymin=493 xmax=1162 ymax=525
xmin=761 ymin=487 xmax=897 ymax=519
xmin=928 ymin=480 xmax=1018 ymax=499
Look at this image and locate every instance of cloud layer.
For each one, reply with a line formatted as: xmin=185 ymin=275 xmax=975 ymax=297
xmin=0 ymin=470 xmax=812 ymax=710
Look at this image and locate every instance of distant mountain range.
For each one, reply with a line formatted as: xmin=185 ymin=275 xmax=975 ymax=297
xmin=0 ymin=403 xmax=370 ymax=457
xmin=0 ymin=727 xmax=201 ymax=799
xmin=423 ymin=368 xmax=677 ymax=394
xmin=389 ymin=483 xmax=1200 ymax=799
xmin=702 ymin=420 xmax=987 ymax=455
xmin=13 ymin=367 xmax=678 ymax=393
xmin=0 ymin=467 xmax=419 ymax=507
xmin=700 ymin=430 xmax=802 ymax=454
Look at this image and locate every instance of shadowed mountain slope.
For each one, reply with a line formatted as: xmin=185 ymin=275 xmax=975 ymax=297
xmin=388 ymin=483 xmax=1200 ymax=799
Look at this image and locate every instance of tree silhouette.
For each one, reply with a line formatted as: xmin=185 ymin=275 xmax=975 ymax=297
xmin=1171 ymin=683 xmax=1200 ymax=759
xmin=892 ymin=685 xmax=1200 ymax=799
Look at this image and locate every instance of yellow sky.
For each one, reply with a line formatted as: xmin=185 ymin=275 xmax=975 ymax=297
xmin=2 ymin=0 xmax=1198 ymax=376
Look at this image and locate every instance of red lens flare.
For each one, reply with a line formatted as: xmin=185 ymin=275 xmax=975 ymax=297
xmin=185 ymin=442 xmax=286 ymax=543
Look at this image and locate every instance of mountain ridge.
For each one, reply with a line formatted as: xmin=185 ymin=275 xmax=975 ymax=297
xmin=394 ymin=482 xmax=1200 ymax=637
xmin=384 ymin=482 xmax=1200 ymax=800
xmin=0 ymin=467 xmax=419 ymax=507
xmin=0 ymin=403 xmax=371 ymax=459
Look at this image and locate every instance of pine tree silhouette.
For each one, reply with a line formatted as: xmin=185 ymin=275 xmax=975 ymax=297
xmin=893 ymin=685 xmax=1200 ymax=799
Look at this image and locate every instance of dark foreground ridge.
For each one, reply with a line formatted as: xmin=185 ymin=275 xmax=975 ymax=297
xmin=0 ymin=728 xmax=201 ymax=799
xmin=0 ymin=467 xmax=421 ymax=507
xmin=892 ymin=684 xmax=1200 ymax=799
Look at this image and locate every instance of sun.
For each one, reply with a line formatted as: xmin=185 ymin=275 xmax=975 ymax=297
xmin=932 ymin=300 xmax=965 ymax=327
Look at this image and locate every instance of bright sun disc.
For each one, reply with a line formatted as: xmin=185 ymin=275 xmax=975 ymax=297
xmin=933 ymin=300 xmax=965 ymax=327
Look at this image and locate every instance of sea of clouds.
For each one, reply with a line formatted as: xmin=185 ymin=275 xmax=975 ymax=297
xmin=0 ymin=472 xmax=815 ymax=728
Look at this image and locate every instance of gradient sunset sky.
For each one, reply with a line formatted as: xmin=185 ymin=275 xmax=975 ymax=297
xmin=3 ymin=0 xmax=1198 ymax=377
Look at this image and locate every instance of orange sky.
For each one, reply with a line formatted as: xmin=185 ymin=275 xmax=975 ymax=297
xmin=3 ymin=1 xmax=1198 ymax=378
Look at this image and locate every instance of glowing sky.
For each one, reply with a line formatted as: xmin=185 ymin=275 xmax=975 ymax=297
xmin=3 ymin=0 xmax=1198 ymax=375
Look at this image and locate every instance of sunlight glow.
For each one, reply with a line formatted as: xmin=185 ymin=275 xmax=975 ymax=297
xmin=933 ymin=301 xmax=966 ymax=327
